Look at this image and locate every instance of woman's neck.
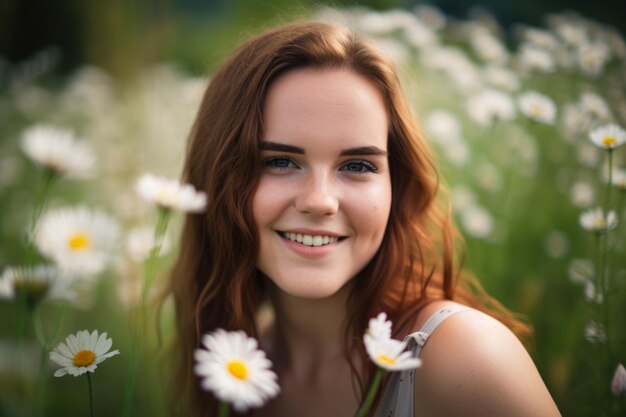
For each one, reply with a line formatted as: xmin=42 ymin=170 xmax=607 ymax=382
xmin=267 ymin=282 xmax=353 ymax=378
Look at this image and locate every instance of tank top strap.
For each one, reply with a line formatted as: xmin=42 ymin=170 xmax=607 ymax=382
xmin=404 ymin=304 xmax=471 ymax=358
xmin=373 ymin=304 xmax=471 ymax=417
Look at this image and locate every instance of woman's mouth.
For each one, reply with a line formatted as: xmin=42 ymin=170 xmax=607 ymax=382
xmin=278 ymin=231 xmax=343 ymax=247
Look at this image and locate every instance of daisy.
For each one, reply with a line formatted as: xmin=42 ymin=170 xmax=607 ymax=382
xmin=579 ymin=92 xmax=612 ymax=123
xmin=194 ymin=329 xmax=279 ymax=412
xmin=578 ymin=42 xmax=610 ymax=77
xmin=553 ymin=21 xmax=588 ymax=46
xmin=589 ymin=124 xmax=626 ymax=150
xmin=567 ymin=258 xmax=594 ymax=284
xmin=461 ymin=205 xmax=494 ymax=239
xmin=136 ymin=173 xmax=207 ymax=213
xmin=425 ymin=110 xmax=461 ymax=144
xmin=517 ymin=44 xmax=556 ymax=73
xmin=452 ymin=185 xmax=477 ymax=212
xmin=414 ymin=4 xmax=446 ymax=31
xmin=569 ymin=181 xmax=595 ymax=207
xmin=403 ymin=20 xmax=438 ymax=50
xmin=584 ymin=280 xmax=603 ymax=304
xmin=366 ymin=312 xmax=392 ymax=340
xmin=357 ymin=315 xmax=421 ymax=417
xmin=579 ymin=207 xmax=617 ymax=233
xmin=584 ymin=321 xmax=607 ymax=344
xmin=471 ymin=32 xmax=508 ymax=63
xmin=482 ymin=65 xmax=521 ymax=92
xmin=35 ymin=206 xmax=120 ymax=277
xmin=0 ymin=265 xmax=73 ymax=307
xmin=466 ymin=89 xmax=516 ymax=127
xmin=363 ymin=334 xmax=422 ymax=371
xmin=49 ymin=329 xmax=120 ymax=377
xmin=518 ymin=91 xmax=557 ymax=124
xmin=612 ymin=363 xmax=626 ymax=397
xmin=20 ymin=124 xmax=95 ymax=178
xmin=520 ymin=27 xmax=560 ymax=51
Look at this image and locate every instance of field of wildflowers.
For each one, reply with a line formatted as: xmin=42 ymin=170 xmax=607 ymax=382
xmin=1 ymin=4 xmax=625 ymax=416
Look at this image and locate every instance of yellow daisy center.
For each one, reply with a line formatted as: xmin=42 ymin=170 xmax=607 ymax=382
xmin=156 ymin=189 xmax=176 ymax=206
xmin=68 ymin=233 xmax=90 ymax=250
xmin=227 ymin=360 xmax=249 ymax=380
xmin=602 ymin=136 xmax=616 ymax=146
xmin=530 ymin=104 xmax=542 ymax=117
xmin=73 ymin=349 xmax=96 ymax=367
xmin=377 ymin=354 xmax=397 ymax=365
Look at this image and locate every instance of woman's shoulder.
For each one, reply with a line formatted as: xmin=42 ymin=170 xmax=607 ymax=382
xmin=411 ymin=300 xmax=561 ymax=417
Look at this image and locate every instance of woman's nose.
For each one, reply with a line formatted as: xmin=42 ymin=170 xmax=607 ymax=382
xmin=294 ymin=171 xmax=339 ymax=216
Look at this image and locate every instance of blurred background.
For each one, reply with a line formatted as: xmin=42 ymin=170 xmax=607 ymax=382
xmin=1 ymin=1 xmax=625 ymax=416
xmin=1 ymin=0 xmax=624 ymax=77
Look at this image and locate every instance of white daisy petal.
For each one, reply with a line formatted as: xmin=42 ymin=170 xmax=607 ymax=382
xmin=363 ymin=314 xmax=422 ymax=372
xmin=20 ymin=124 xmax=95 ymax=178
xmin=518 ymin=91 xmax=557 ymax=124
xmin=136 ymin=173 xmax=207 ymax=213
xmin=35 ymin=206 xmax=120 ymax=278
xmin=0 ymin=265 xmax=73 ymax=305
xmin=579 ymin=208 xmax=618 ymax=233
xmin=95 ymin=333 xmax=113 ymax=356
xmin=55 ymin=343 xmax=73 ymax=359
xmin=589 ymin=124 xmax=626 ymax=150
xmin=66 ymin=334 xmax=79 ymax=354
xmin=88 ymin=330 xmax=99 ymax=351
xmin=94 ymin=349 xmax=120 ymax=364
xmin=194 ymin=329 xmax=279 ymax=411
xmin=49 ymin=329 xmax=120 ymax=378
xmin=49 ymin=352 xmax=73 ymax=367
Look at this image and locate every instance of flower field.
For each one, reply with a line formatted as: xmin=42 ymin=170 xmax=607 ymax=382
xmin=0 ymin=4 xmax=625 ymax=416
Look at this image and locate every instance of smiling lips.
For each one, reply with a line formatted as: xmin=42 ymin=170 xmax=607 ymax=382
xmin=279 ymin=231 xmax=343 ymax=247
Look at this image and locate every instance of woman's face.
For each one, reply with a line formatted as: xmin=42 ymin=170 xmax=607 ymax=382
xmin=253 ymin=67 xmax=392 ymax=299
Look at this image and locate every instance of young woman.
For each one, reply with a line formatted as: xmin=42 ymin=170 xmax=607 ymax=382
xmin=168 ymin=21 xmax=561 ymax=417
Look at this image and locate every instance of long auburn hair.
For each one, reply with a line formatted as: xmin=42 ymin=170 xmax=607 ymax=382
xmin=167 ymin=20 xmax=530 ymax=416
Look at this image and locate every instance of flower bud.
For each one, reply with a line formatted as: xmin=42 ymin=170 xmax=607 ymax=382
xmin=611 ymin=363 xmax=626 ymax=397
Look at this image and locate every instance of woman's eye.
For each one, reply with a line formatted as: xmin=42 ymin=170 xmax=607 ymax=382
xmin=341 ymin=160 xmax=377 ymax=173
xmin=264 ymin=157 xmax=297 ymax=170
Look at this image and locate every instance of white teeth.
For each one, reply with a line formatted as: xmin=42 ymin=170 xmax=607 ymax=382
xmin=282 ymin=232 xmax=339 ymax=247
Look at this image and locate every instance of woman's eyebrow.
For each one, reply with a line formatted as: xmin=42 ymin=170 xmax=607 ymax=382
xmin=261 ymin=141 xmax=387 ymax=157
xmin=340 ymin=146 xmax=387 ymax=157
xmin=260 ymin=141 xmax=304 ymax=154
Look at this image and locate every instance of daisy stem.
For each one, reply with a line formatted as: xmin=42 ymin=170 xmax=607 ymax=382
xmin=122 ymin=205 xmax=170 ymax=417
xmin=141 ymin=208 xmax=171 ymax=323
xmin=48 ymin=303 xmax=69 ymax=345
xmin=35 ymin=329 xmax=50 ymax=417
xmin=617 ymin=189 xmax=625 ymax=239
xmin=16 ymin=293 xmax=33 ymax=340
xmin=87 ymin=372 xmax=95 ymax=417
xmin=217 ymin=402 xmax=230 ymax=417
xmin=33 ymin=304 xmax=52 ymax=348
xmin=356 ymin=368 xmax=384 ymax=417
xmin=25 ymin=170 xmax=56 ymax=266
xmin=605 ymin=149 xmax=613 ymax=213
xmin=600 ymin=150 xmax=614 ymax=381
xmin=121 ymin=335 xmax=140 ymax=417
